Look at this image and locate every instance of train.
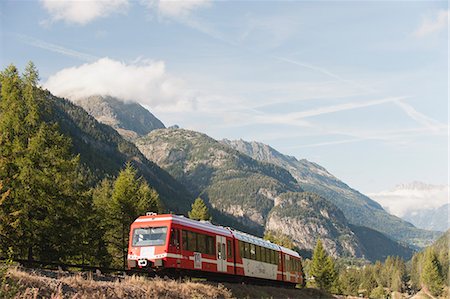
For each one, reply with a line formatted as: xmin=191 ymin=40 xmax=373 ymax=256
xmin=127 ymin=213 xmax=303 ymax=286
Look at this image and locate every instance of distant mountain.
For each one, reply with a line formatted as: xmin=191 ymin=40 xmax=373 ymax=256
xmin=403 ymin=203 xmax=449 ymax=232
xmin=135 ymin=128 xmax=413 ymax=260
xmin=221 ymin=139 xmax=439 ymax=247
xmin=74 ymin=95 xmax=165 ymax=140
xmin=44 ymin=91 xmax=192 ymax=213
xmin=368 ymin=181 xmax=448 ymax=213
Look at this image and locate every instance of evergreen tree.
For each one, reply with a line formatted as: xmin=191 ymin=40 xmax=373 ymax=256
xmin=188 ymin=197 xmax=211 ymax=221
xmin=264 ymin=230 xmax=296 ymax=249
xmin=309 ymin=239 xmax=337 ymax=292
xmin=421 ymin=248 xmax=443 ymax=296
xmin=93 ymin=163 xmax=162 ymax=268
xmin=0 ymin=63 xmax=85 ymax=262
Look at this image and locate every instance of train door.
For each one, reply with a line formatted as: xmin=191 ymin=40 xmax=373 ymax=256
xmin=169 ymin=228 xmax=181 ymax=267
xmin=216 ymin=235 xmax=227 ymax=272
xmin=284 ymin=254 xmax=291 ymax=281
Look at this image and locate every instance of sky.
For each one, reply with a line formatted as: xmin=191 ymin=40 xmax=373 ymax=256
xmin=0 ymin=1 xmax=448 ymax=201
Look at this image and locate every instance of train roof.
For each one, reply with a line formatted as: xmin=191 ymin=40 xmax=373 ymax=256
xmin=279 ymin=246 xmax=301 ymax=258
xmin=230 ymin=229 xmax=279 ymax=250
xmin=134 ymin=214 xmax=233 ymax=237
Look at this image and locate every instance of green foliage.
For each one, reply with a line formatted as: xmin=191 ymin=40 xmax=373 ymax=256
xmin=0 ymin=63 xmax=89 ymax=262
xmin=369 ymin=285 xmax=386 ymax=299
xmin=188 ymin=197 xmax=211 ymax=221
xmin=421 ymin=248 xmax=444 ymax=296
xmin=308 ymin=239 xmax=338 ymax=292
xmin=264 ymin=230 xmax=295 ymax=250
xmin=336 ymin=255 xmax=409 ymax=297
xmin=93 ymin=163 xmax=162 ymax=268
xmin=410 ymin=230 xmax=448 ymax=295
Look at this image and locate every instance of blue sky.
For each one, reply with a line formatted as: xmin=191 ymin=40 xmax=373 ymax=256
xmin=0 ymin=0 xmax=448 ymax=196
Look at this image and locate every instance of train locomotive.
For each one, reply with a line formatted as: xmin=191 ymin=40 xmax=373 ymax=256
xmin=127 ymin=213 xmax=303 ymax=286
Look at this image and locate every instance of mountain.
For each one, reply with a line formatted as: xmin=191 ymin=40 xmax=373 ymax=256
xmin=403 ymin=204 xmax=449 ymax=232
xmin=74 ymin=95 xmax=165 ymax=140
xmin=136 ymin=128 xmax=301 ymax=233
xmin=43 ymin=91 xmax=192 ymax=213
xmin=266 ymin=192 xmax=364 ymax=258
xmin=221 ymin=139 xmax=439 ymax=247
xmin=367 ymin=182 xmax=448 ymax=231
xmin=135 ymin=128 xmax=413 ymax=260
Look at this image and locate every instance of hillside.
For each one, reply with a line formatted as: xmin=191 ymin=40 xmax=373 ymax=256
xmin=266 ymin=192 xmax=364 ymax=258
xmin=221 ymin=139 xmax=438 ymax=247
xmin=75 ymin=95 xmax=165 ymax=140
xmin=403 ymin=203 xmax=449 ymax=232
xmin=135 ymin=128 xmax=412 ymax=260
xmin=43 ymin=91 xmax=193 ymax=213
xmin=136 ymin=128 xmax=302 ymax=233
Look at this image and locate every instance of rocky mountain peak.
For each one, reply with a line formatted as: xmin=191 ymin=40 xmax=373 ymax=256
xmin=74 ymin=95 xmax=165 ymax=140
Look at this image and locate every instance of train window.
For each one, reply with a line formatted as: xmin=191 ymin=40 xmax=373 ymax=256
xmin=197 ymin=233 xmax=206 ymax=253
xmin=206 ymin=236 xmax=215 ymax=255
xmin=227 ymin=240 xmax=232 ymax=258
xmin=250 ymin=243 xmax=256 ymax=260
xmin=261 ymin=247 xmax=266 ymax=263
xmin=271 ymin=250 xmax=275 ymax=264
xmin=243 ymin=242 xmax=248 ymax=259
xmin=182 ymin=230 xmax=188 ymax=250
xmin=239 ymin=241 xmax=244 ymax=258
xmin=169 ymin=229 xmax=179 ymax=247
xmin=257 ymin=246 xmax=262 ymax=261
xmin=187 ymin=231 xmax=197 ymax=252
xmin=132 ymin=226 xmax=167 ymax=246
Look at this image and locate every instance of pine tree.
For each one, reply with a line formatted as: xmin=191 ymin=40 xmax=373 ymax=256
xmin=264 ymin=230 xmax=296 ymax=249
xmin=188 ymin=197 xmax=211 ymax=221
xmin=421 ymin=248 xmax=443 ymax=296
xmin=0 ymin=63 xmax=85 ymax=261
xmin=309 ymin=239 xmax=337 ymax=292
xmin=94 ymin=163 xmax=162 ymax=268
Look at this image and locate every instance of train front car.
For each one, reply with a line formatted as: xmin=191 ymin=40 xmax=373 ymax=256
xmin=127 ymin=213 xmax=172 ymax=271
xmin=128 ymin=213 xmax=235 ymax=277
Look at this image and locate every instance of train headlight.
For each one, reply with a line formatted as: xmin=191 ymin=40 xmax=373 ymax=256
xmin=138 ymin=259 xmax=148 ymax=267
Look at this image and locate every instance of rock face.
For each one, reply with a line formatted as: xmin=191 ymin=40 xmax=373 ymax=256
xmin=136 ymin=128 xmax=301 ymax=233
xmin=266 ymin=192 xmax=364 ymax=258
xmin=135 ymin=128 xmax=378 ymax=259
xmin=221 ymin=139 xmax=439 ymax=247
xmin=74 ymin=95 xmax=165 ymax=140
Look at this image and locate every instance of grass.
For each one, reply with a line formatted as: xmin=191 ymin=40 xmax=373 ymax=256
xmin=0 ymin=265 xmax=336 ymax=299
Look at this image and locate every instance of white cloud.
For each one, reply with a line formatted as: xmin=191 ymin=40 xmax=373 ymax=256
xmin=154 ymin=0 xmax=211 ymax=18
xmin=414 ymin=10 xmax=449 ymax=37
xmin=367 ymin=182 xmax=449 ymax=217
xmin=41 ymin=0 xmax=129 ymax=25
xmin=40 ymin=0 xmax=210 ymax=25
xmin=44 ymin=57 xmax=193 ymax=107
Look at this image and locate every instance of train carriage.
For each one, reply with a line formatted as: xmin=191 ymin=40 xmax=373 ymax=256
xmin=128 ymin=213 xmax=303 ymax=286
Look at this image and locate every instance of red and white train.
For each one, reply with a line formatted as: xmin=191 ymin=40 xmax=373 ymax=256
xmin=127 ymin=213 xmax=303 ymax=286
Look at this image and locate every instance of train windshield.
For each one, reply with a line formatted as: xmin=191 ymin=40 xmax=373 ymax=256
xmin=132 ymin=226 xmax=167 ymax=246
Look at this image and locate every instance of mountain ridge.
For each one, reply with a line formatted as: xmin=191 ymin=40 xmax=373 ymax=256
xmin=221 ymin=139 xmax=439 ymax=247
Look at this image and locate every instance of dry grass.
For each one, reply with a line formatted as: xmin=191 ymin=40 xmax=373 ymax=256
xmin=1 ymin=266 xmax=336 ymax=299
xmin=3 ymin=267 xmax=233 ymax=299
